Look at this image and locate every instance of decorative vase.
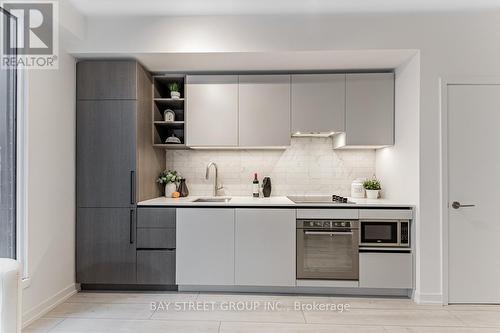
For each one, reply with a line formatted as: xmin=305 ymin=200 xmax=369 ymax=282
xmin=262 ymin=177 xmax=272 ymax=197
xmin=366 ymin=190 xmax=380 ymax=199
xmin=178 ymin=179 xmax=189 ymax=197
xmin=165 ymin=183 xmax=177 ymax=197
xmin=170 ymin=91 xmax=181 ymax=99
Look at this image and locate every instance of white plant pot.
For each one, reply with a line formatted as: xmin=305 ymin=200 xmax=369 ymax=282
xmin=170 ymin=91 xmax=181 ymax=99
xmin=165 ymin=183 xmax=177 ymax=197
xmin=366 ymin=190 xmax=380 ymax=199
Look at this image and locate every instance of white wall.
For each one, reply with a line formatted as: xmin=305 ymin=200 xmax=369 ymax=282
xmin=22 ymin=49 xmax=77 ymax=324
xmin=69 ymin=11 xmax=500 ymax=303
xmin=166 ymin=138 xmax=375 ymax=197
xmin=21 ymin=1 xmax=84 ymax=324
xmin=376 ymin=53 xmax=420 ymax=297
xmin=376 ymin=53 xmax=420 ymax=204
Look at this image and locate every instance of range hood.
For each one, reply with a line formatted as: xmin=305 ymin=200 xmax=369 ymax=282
xmin=291 ymin=131 xmax=336 ymax=138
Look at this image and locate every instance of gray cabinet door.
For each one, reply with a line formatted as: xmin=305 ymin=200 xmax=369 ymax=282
xmin=238 ymin=75 xmax=291 ymax=147
xmin=77 ymin=61 xmax=137 ymax=100
xmin=344 ymin=73 xmax=394 ymax=146
xmin=235 ymin=209 xmax=296 ymax=286
xmin=137 ymin=250 xmax=176 ymax=285
xmin=77 ymin=208 xmax=137 ymax=284
xmin=291 ymin=74 xmax=346 ymax=133
xmin=137 ymin=207 xmax=176 ymax=228
xmin=359 ymin=252 xmax=413 ymax=289
xmin=137 ymin=228 xmax=176 ymax=249
xmin=77 ymin=100 xmax=137 ymax=207
xmin=176 ymin=208 xmax=235 ymax=285
xmin=186 ymin=75 xmax=238 ymax=147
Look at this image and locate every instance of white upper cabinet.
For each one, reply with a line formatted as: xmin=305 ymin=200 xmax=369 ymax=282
xmin=238 ymin=75 xmax=291 ymax=147
xmin=334 ymin=73 xmax=394 ymax=149
xmin=186 ymin=75 xmax=238 ymax=147
xmin=291 ymin=74 xmax=346 ymax=134
xmin=185 ymin=73 xmax=393 ymax=149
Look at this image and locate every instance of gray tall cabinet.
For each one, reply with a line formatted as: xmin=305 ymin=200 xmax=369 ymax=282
xmin=76 ymin=60 xmax=163 ymax=285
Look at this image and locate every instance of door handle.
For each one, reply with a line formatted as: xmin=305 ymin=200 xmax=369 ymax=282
xmin=129 ymin=209 xmax=135 ymax=244
xmin=451 ymin=201 xmax=476 ymax=209
xmin=130 ymin=170 xmax=136 ymax=205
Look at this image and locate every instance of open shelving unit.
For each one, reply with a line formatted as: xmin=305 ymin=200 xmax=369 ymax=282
xmin=152 ymin=75 xmax=187 ymax=149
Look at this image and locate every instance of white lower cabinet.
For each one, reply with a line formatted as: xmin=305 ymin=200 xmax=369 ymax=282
xmin=359 ymin=252 xmax=413 ymax=289
xmin=176 ymin=208 xmax=296 ymax=287
xmin=177 ymin=207 xmax=412 ymax=290
xmin=235 ymin=209 xmax=296 ymax=286
xmin=176 ymin=208 xmax=235 ymax=285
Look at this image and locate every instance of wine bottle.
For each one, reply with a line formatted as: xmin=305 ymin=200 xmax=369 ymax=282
xmin=252 ymin=173 xmax=259 ymax=198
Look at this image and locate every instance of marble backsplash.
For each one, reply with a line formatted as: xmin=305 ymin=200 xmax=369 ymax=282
xmin=165 ymin=138 xmax=375 ymax=197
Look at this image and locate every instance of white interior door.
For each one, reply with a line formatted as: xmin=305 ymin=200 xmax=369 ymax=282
xmin=448 ymin=84 xmax=500 ymax=303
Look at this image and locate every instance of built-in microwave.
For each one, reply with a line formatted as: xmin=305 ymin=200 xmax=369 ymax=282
xmin=359 ymin=220 xmax=410 ymax=247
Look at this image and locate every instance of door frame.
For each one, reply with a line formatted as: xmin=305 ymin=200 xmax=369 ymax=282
xmin=440 ymin=76 xmax=500 ymax=305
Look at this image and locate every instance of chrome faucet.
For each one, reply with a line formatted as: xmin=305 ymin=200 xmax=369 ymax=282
xmin=205 ymin=162 xmax=223 ymax=196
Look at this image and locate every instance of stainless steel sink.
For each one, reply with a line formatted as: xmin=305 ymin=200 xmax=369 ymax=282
xmin=194 ymin=197 xmax=232 ymax=203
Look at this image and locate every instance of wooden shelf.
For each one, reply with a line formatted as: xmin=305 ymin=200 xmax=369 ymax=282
xmin=153 ymin=144 xmax=188 ymax=150
xmin=152 ymin=75 xmax=187 ymax=149
xmin=154 ymin=121 xmax=185 ymax=127
xmin=154 ymin=98 xmax=184 ymax=109
xmin=154 ymin=98 xmax=185 ymax=101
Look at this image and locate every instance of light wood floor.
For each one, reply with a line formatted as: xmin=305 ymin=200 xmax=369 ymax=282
xmin=24 ymin=292 xmax=500 ymax=332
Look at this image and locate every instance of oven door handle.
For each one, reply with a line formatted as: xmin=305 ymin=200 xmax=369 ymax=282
xmin=304 ymin=231 xmax=353 ymax=235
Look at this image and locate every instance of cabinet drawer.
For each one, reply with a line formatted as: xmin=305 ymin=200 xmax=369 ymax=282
xmin=137 ymin=250 xmax=175 ymax=285
xmin=297 ymin=209 xmax=358 ymax=219
xmin=359 ymin=252 xmax=413 ymax=289
xmin=137 ymin=208 xmax=176 ymax=228
xmin=359 ymin=209 xmax=413 ymax=220
xmin=137 ymin=228 xmax=175 ymax=249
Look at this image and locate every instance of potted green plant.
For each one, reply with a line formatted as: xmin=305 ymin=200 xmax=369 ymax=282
xmin=168 ymin=83 xmax=181 ymax=99
xmin=157 ymin=170 xmax=182 ymax=197
xmin=363 ymin=178 xmax=381 ymax=199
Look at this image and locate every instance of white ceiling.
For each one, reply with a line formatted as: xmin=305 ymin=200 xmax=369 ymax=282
xmin=68 ymin=0 xmax=500 ymax=16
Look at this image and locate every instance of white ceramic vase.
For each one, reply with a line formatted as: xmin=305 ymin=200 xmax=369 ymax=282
xmin=366 ymin=190 xmax=380 ymax=199
xmin=165 ymin=183 xmax=177 ymax=197
xmin=170 ymin=91 xmax=181 ymax=99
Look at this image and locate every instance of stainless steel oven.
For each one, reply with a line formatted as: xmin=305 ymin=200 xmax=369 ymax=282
xmin=297 ymin=220 xmax=359 ymax=280
xmin=359 ymin=220 xmax=410 ymax=247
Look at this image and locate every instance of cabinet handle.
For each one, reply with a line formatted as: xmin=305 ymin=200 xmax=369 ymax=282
xmin=304 ymin=231 xmax=353 ymax=235
xmin=130 ymin=170 xmax=136 ymax=204
xmin=129 ymin=209 xmax=135 ymax=244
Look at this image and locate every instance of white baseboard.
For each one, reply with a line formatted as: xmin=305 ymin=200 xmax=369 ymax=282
xmin=413 ymin=290 xmax=443 ymax=304
xmin=22 ymin=283 xmax=78 ymax=328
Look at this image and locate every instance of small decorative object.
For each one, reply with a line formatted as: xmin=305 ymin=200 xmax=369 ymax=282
xmin=157 ymin=170 xmax=182 ymax=197
xmin=252 ymin=173 xmax=260 ymax=198
xmin=164 ymin=109 xmax=175 ymax=122
xmin=351 ymin=178 xmax=365 ymax=198
xmin=262 ymin=177 xmax=272 ymax=197
xmin=171 ymin=191 xmax=181 ymax=198
xmin=169 ymin=82 xmax=181 ymax=99
xmin=363 ymin=178 xmax=381 ymax=199
xmin=165 ymin=134 xmax=181 ymax=144
xmin=177 ymin=178 xmax=189 ymax=197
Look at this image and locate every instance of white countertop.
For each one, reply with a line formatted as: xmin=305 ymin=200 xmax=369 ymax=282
xmin=138 ymin=196 xmax=414 ymax=208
